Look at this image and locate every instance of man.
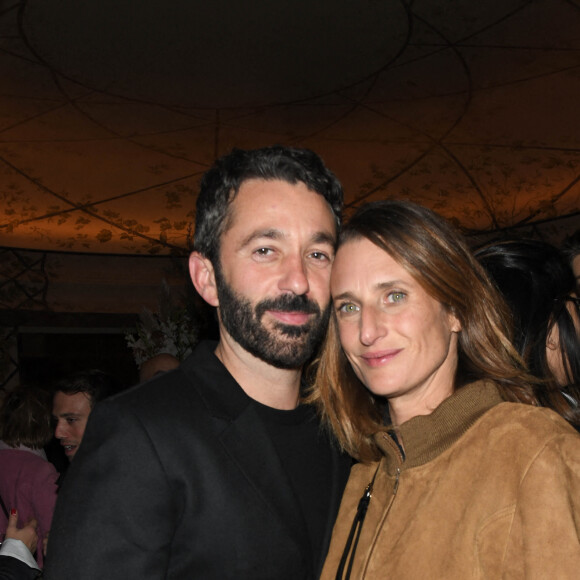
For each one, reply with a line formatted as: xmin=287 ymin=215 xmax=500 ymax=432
xmin=52 ymin=369 xmax=123 ymax=461
xmin=44 ymin=146 xmax=351 ymax=579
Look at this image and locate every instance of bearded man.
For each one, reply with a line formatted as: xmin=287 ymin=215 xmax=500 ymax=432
xmin=44 ymin=146 xmax=350 ymax=580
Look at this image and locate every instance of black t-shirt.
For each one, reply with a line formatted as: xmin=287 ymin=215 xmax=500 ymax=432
xmin=255 ymin=402 xmax=335 ymax=568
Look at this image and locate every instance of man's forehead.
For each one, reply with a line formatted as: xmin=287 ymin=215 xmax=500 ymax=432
xmin=53 ymin=391 xmax=92 ymax=412
xmin=230 ymin=179 xmax=335 ymax=226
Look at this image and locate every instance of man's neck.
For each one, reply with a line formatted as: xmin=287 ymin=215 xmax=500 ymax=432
xmin=214 ymin=335 xmax=302 ymax=410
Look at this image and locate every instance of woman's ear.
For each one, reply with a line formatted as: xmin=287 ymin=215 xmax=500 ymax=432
xmin=189 ymin=252 xmax=219 ymax=307
xmin=447 ymin=308 xmax=462 ymax=333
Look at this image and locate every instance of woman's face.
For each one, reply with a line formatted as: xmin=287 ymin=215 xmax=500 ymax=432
xmin=331 ymin=237 xmax=461 ymax=424
xmin=546 ymin=296 xmax=580 ymax=385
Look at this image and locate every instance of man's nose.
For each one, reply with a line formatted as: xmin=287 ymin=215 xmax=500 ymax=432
xmin=54 ymin=421 xmax=66 ymax=439
xmin=278 ymin=255 xmax=310 ymax=295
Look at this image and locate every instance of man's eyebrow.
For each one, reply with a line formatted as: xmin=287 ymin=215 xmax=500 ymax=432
xmin=238 ymin=228 xmax=336 ymax=249
xmin=312 ymin=231 xmax=336 ymax=247
xmin=54 ymin=412 xmax=82 ymax=418
xmin=239 ymin=228 xmax=282 ymax=249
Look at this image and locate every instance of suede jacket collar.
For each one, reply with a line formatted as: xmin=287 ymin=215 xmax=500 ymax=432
xmin=375 ymin=380 xmax=504 ymax=474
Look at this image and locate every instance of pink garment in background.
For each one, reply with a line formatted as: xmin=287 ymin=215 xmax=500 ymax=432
xmin=0 ymin=443 xmax=59 ymax=567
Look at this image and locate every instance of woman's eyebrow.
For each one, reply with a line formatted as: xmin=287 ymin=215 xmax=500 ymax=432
xmin=332 ymin=280 xmax=406 ymax=302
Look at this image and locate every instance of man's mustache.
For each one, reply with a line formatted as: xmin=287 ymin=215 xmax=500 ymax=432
xmin=255 ymin=294 xmax=321 ymax=318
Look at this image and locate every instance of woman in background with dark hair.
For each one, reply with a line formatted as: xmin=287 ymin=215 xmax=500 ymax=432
xmin=562 ymin=228 xmax=580 ymax=291
xmin=310 ymin=200 xmax=580 ymax=579
xmin=475 ymin=239 xmax=580 ymax=430
xmin=0 ymin=385 xmax=58 ymax=568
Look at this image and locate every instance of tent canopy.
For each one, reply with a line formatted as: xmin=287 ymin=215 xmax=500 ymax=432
xmin=1 ymin=0 xmax=579 ymax=255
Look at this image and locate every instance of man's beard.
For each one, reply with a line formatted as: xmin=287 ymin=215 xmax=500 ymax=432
xmin=214 ymin=264 xmax=331 ymax=369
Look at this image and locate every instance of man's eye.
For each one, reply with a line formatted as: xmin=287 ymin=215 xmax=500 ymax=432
xmin=254 ymin=248 xmax=273 ymax=256
xmin=310 ymin=251 xmax=330 ymax=262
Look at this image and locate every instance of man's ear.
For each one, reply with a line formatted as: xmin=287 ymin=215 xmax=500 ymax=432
xmin=189 ymin=252 xmax=219 ymax=307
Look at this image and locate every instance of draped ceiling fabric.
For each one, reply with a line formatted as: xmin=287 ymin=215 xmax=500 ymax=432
xmin=1 ymin=0 xmax=579 ymax=257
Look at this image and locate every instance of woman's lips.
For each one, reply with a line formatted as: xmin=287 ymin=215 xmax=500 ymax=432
xmin=361 ymin=349 xmax=403 ymax=367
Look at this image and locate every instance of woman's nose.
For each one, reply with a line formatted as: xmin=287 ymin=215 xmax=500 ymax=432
xmin=360 ymin=306 xmax=386 ymax=346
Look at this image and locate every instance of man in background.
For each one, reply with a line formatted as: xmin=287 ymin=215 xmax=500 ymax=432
xmin=52 ymin=369 xmax=123 ymax=461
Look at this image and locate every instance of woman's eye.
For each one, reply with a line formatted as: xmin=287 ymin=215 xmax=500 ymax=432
xmin=387 ymin=291 xmax=406 ymax=303
xmin=338 ymin=302 xmax=359 ymax=314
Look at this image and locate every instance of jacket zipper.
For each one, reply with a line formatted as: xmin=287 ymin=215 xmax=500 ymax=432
xmin=359 ymin=436 xmax=403 ymax=578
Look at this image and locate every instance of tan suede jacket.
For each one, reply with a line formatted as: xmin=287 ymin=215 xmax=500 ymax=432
xmin=322 ymin=381 xmax=580 ymax=579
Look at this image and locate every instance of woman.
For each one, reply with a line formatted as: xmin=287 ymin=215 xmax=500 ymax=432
xmin=0 ymin=385 xmax=58 ymax=568
xmin=475 ymin=240 xmax=580 ymax=429
xmin=309 ymin=200 xmax=580 ymax=578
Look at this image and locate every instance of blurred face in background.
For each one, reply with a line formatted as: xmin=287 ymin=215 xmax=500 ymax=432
xmin=546 ymin=296 xmax=580 ymax=385
xmin=139 ymin=353 xmax=180 ymax=383
xmin=53 ymin=391 xmax=93 ymax=460
xmin=572 ymin=255 xmax=580 ymax=293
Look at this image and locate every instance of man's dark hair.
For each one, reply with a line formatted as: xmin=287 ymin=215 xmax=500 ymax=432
xmin=54 ymin=369 xmax=123 ymax=408
xmin=193 ymin=145 xmax=343 ymax=262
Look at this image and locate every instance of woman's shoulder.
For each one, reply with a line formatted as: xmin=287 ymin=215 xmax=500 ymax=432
xmin=0 ymin=447 xmax=47 ymax=464
xmin=479 ymin=400 xmax=579 ymax=451
xmin=0 ymin=447 xmax=57 ymax=472
xmin=493 ymin=399 xmax=576 ymax=427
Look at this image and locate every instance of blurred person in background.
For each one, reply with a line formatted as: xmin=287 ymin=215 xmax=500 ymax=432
xmin=52 ymin=369 xmax=124 ymax=462
xmin=476 ymin=239 xmax=580 ymax=430
xmin=562 ymin=228 xmax=580 ymax=292
xmin=0 ymin=384 xmax=58 ymax=568
xmin=138 ymin=353 xmax=180 ymax=383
